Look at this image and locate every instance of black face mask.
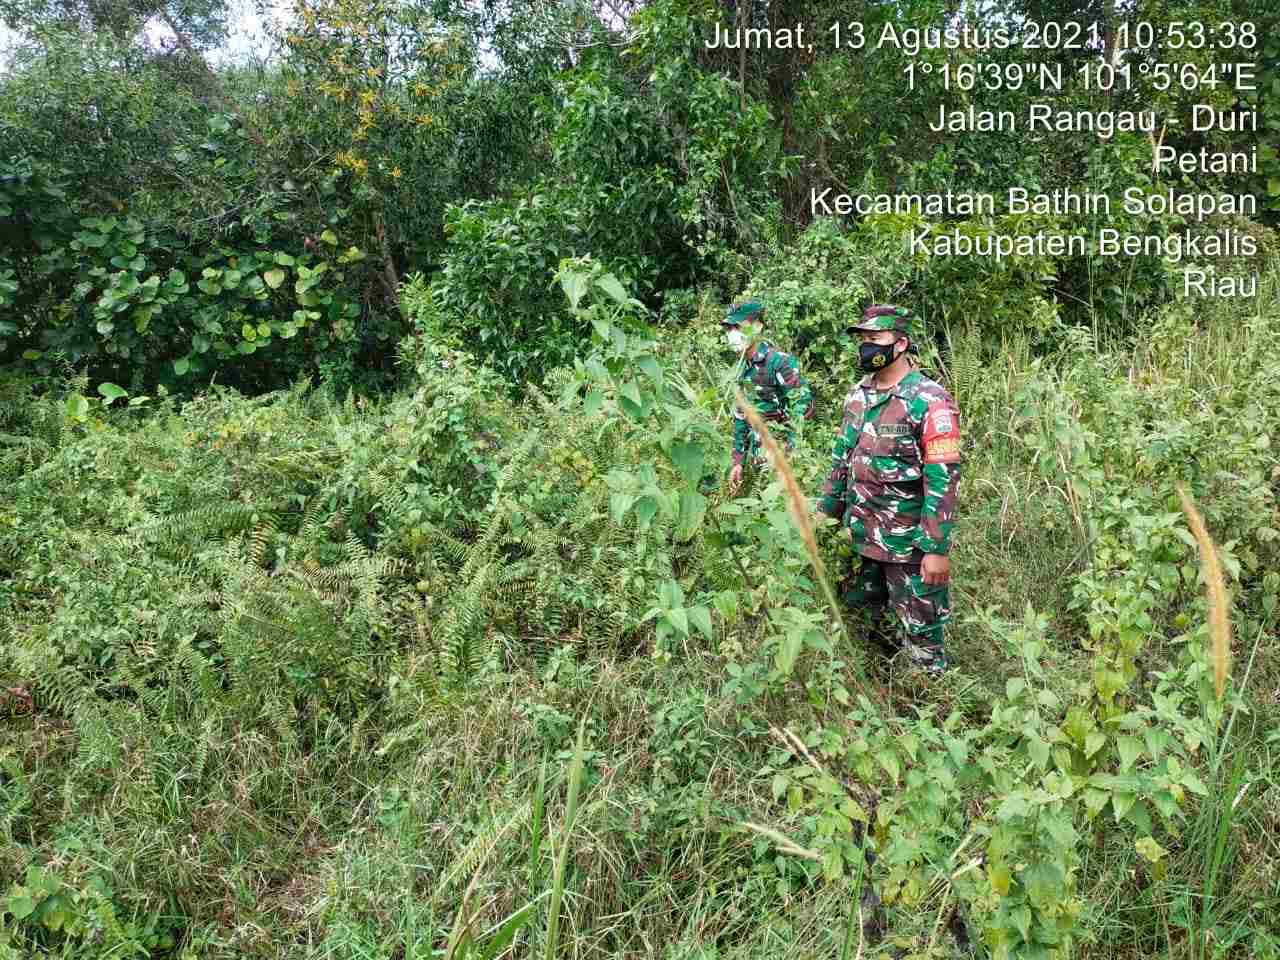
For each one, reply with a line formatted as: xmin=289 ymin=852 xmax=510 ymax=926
xmin=858 ymin=341 xmax=898 ymax=373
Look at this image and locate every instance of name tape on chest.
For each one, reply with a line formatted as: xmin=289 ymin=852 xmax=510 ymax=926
xmin=876 ymin=423 xmax=912 ymax=437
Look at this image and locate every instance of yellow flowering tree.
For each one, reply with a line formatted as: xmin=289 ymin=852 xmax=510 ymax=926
xmin=275 ymin=0 xmax=474 ymax=301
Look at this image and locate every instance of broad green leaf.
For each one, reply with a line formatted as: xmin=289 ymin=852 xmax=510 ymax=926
xmin=66 ymin=393 xmax=89 ymax=421
xmin=1117 ymin=735 xmax=1142 ymax=772
xmin=989 ymin=862 xmax=1011 ymax=895
xmin=876 ymin=749 xmax=900 ymax=784
xmin=1024 ymin=860 xmax=1064 ymax=911
xmin=659 ymin=580 xmax=684 ymax=607
xmin=1179 ymin=769 xmax=1208 ymax=796
xmin=1011 ymin=905 xmax=1033 ymax=943
xmin=582 ymin=389 xmax=604 ymax=417
xmin=97 ymin=382 xmax=128 ymax=403
xmin=320 ymin=229 xmax=338 ymax=246
xmin=595 ymin=273 xmax=628 ymax=304
xmin=771 ymin=773 xmax=788 ymax=801
xmin=1135 ymin=837 xmax=1167 ymax=862
xmin=711 ymin=591 xmax=737 ymax=621
xmin=996 ymin=792 xmax=1031 ymax=821
xmin=242 ymin=323 xmax=257 ymax=340
xmin=687 ymin=605 xmax=713 ymax=640
xmin=609 ymin=492 xmax=635 ymax=524
xmin=619 ymin=378 xmax=642 ymax=408
xmin=634 ymin=495 xmax=659 ymax=528
xmin=1043 ymin=812 xmax=1077 ymax=849
xmin=670 ymin=440 xmax=704 ymax=483
xmin=560 ymin=269 xmax=589 ymax=310
xmin=264 ymin=268 xmax=286 ymax=289
xmin=1111 ymin=791 xmax=1136 ymax=822
xmin=677 ymin=489 xmax=707 ymax=536
xmin=776 ymin=628 xmax=802 ymax=675
xmin=8 ymin=893 xmax=36 ymax=920
xmin=637 ymin=356 xmax=662 ymax=385
xmin=666 ymin=606 xmax=688 ymax=637
xmin=1026 ymin=734 xmax=1051 ymax=771
xmin=174 ymin=356 xmax=190 ymax=375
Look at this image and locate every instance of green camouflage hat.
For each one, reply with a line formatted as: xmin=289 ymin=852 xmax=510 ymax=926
xmin=848 ymin=304 xmax=918 ymax=337
xmin=724 ymin=300 xmax=765 ymax=327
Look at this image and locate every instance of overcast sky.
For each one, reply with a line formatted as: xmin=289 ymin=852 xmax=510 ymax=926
xmin=0 ymin=0 xmax=290 ymax=70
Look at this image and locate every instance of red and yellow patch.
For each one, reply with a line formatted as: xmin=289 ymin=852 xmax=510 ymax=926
xmin=922 ymin=404 xmax=961 ymax=463
xmin=923 ymin=436 xmax=961 ymax=462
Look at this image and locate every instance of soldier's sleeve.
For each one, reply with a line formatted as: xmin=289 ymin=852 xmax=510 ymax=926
xmin=773 ymin=352 xmax=815 ymax=421
xmin=815 ymin=409 xmax=856 ymax=518
xmin=915 ymin=395 xmax=962 ymax=554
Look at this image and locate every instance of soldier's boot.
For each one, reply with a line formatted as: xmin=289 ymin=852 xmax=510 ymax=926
xmin=865 ymin=611 xmax=900 ymax=659
xmin=898 ymin=623 xmax=949 ymax=674
xmin=839 ymin=580 xmax=896 ymax=661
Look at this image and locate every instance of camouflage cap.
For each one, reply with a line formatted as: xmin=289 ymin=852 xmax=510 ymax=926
xmin=848 ymin=304 xmax=918 ymax=336
xmin=723 ymin=300 xmax=765 ymax=327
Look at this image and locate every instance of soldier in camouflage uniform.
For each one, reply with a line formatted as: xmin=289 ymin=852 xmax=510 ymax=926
xmin=722 ymin=300 xmax=814 ymax=491
xmin=813 ymin=305 xmax=961 ymax=672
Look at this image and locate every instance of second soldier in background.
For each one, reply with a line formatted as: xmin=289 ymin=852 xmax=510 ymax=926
xmin=722 ymin=300 xmax=814 ymax=491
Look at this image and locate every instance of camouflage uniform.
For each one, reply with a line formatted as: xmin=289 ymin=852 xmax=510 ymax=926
xmin=732 ymin=340 xmax=815 ymax=467
xmin=724 ymin=299 xmax=814 ymax=469
xmin=815 ymin=306 xmax=961 ymax=667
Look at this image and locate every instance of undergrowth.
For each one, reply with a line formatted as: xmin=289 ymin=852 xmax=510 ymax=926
xmin=1 ymin=264 xmax=1278 ymax=959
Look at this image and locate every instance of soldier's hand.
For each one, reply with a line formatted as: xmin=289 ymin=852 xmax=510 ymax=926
xmin=728 ymin=462 xmax=743 ymax=492
xmin=921 ymin=553 xmax=950 ymax=585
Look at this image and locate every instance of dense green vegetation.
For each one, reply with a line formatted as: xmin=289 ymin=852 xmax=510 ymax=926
xmin=2 ymin=0 xmax=1278 ymax=957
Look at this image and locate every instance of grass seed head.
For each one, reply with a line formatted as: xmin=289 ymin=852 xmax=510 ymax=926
xmin=1176 ymin=485 xmax=1232 ymax=701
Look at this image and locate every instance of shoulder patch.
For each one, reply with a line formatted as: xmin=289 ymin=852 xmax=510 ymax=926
xmin=922 ymin=402 xmax=961 ymax=463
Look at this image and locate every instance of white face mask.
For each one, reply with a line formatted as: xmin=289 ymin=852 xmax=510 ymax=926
xmin=725 ymin=329 xmax=748 ymax=351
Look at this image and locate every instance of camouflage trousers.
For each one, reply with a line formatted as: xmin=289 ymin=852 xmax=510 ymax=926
xmin=742 ymin=427 xmax=795 ymax=471
xmin=839 ymin=555 xmax=949 ymax=666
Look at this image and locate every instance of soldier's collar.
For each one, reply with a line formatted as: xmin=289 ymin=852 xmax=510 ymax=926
xmin=859 ymin=367 xmax=922 ymax=396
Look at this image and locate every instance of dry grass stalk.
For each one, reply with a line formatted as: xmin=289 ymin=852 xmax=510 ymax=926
xmin=735 ymin=390 xmax=848 ymax=644
xmin=771 ymin=725 xmax=873 ymax=807
xmin=737 ymin=821 xmax=822 ymax=861
xmin=735 ymin=389 xmax=826 ymax=581
xmin=1176 ymin=485 xmax=1232 ymax=700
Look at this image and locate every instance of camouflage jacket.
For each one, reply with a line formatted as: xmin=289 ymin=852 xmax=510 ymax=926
xmin=815 ymin=368 xmax=961 ymax=562
xmin=732 ymin=341 xmax=815 ymax=465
